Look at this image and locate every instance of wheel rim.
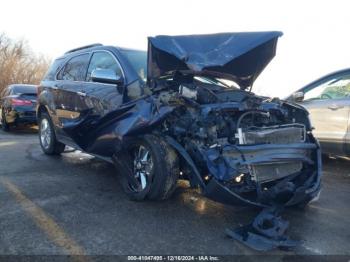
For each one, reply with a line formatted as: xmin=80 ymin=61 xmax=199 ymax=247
xmin=131 ymin=145 xmax=153 ymax=192
xmin=40 ymin=118 xmax=51 ymax=149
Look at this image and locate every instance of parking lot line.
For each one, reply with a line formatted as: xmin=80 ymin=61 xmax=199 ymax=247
xmin=0 ymin=141 xmax=18 ymax=147
xmin=0 ymin=177 xmax=87 ymax=258
xmin=309 ymin=204 xmax=337 ymax=214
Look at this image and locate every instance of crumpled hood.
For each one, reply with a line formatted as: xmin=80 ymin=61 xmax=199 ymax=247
xmin=147 ymin=31 xmax=282 ymax=89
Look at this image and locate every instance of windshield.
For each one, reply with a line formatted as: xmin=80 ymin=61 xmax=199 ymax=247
xmin=194 ymin=76 xmax=240 ymax=89
xmin=120 ymin=49 xmax=147 ymax=83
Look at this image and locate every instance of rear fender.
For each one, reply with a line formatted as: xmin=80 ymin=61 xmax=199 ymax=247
xmin=37 ymin=89 xmax=55 ymax=120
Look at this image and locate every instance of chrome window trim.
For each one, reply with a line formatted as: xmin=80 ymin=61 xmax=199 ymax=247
xmin=54 ymin=49 xmax=126 ymax=85
xmin=54 ymin=52 xmax=91 ymax=82
xmin=87 ymin=50 xmax=126 ymax=81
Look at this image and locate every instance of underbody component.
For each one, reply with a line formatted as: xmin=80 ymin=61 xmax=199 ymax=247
xmin=226 ymin=207 xmax=299 ymax=251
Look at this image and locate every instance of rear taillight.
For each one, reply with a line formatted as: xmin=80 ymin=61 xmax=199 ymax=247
xmin=11 ymin=98 xmax=32 ymax=106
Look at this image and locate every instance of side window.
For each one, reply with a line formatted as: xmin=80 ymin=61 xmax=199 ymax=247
xmin=57 ymin=53 xmax=90 ymax=81
xmin=44 ymin=58 xmax=64 ymax=81
xmin=86 ymin=52 xmax=123 ymax=81
xmin=303 ymin=75 xmax=350 ymax=101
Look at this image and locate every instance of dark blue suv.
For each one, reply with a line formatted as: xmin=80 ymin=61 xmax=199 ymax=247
xmin=36 ymin=33 xmax=321 ymax=212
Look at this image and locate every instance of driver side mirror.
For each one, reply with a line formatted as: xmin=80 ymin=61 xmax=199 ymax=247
xmin=91 ymin=69 xmax=123 ymax=85
xmin=292 ymin=91 xmax=304 ymax=102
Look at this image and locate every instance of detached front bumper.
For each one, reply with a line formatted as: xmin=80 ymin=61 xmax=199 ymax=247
xmin=202 ymin=142 xmax=322 ymax=207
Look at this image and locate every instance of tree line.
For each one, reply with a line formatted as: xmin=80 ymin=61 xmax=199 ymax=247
xmin=0 ymin=33 xmax=50 ymax=95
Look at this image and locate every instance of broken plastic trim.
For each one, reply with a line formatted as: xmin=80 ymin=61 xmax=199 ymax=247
xmin=226 ymin=207 xmax=299 ymax=251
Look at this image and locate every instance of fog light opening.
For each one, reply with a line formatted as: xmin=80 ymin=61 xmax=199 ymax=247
xmin=234 ymin=174 xmax=245 ymax=183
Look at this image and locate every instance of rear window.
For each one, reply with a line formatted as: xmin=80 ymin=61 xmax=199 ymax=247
xmin=12 ymin=86 xmax=37 ymax=94
xmin=57 ymin=53 xmax=90 ymax=81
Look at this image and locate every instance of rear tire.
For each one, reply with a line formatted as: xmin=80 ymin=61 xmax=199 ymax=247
xmin=114 ymin=134 xmax=179 ymax=201
xmin=39 ymin=113 xmax=65 ymax=155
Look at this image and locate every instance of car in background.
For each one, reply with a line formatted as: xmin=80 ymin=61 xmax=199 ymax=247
xmin=0 ymin=84 xmax=37 ymax=131
xmin=286 ymin=68 xmax=350 ymax=156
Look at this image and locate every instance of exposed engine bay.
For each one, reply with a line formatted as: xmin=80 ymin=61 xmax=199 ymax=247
xmin=147 ymin=76 xmax=320 ymax=209
xmin=135 ymin=76 xmax=320 ymax=251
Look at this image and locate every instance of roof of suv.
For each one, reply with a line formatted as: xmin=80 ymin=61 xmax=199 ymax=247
xmin=64 ymin=43 xmax=103 ymax=54
xmin=60 ymin=44 xmax=145 ymax=57
xmin=57 ymin=43 xmax=107 ymax=59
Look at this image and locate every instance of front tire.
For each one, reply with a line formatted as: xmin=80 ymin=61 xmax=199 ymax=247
xmin=114 ymin=135 xmax=179 ymax=201
xmin=39 ymin=113 xmax=65 ymax=155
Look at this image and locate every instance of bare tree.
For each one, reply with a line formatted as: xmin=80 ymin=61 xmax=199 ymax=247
xmin=0 ymin=33 xmax=50 ymax=94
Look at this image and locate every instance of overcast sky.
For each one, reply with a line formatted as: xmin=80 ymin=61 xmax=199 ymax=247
xmin=1 ymin=0 xmax=349 ymax=97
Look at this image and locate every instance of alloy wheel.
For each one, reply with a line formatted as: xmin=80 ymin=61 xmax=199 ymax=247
xmin=131 ymin=145 xmax=153 ymax=192
xmin=40 ymin=118 xmax=51 ymax=149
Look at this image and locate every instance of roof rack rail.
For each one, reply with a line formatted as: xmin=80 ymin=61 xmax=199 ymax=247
xmin=64 ymin=43 xmax=103 ymax=54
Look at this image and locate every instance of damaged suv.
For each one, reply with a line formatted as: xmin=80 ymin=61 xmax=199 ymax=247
xmin=37 ymin=31 xmax=321 ymax=213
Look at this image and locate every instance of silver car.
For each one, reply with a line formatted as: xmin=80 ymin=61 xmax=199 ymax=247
xmin=287 ymin=68 xmax=350 ymax=156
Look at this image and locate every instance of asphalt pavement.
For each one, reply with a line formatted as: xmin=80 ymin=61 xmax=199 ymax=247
xmin=0 ymin=127 xmax=349 ymax=258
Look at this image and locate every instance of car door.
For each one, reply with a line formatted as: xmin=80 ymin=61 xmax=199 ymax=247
xmin=83 ymin=51 xmax=125 ymax=117
xmin=55 ymin=51 xmax=125 ymax=150
xmin=73 ymin=50 xmax=126 ymax=153
xmin=300 ymin=73 xmax=350 ymax=155
xmin=54 ymin=53 xmax=91 ymax=146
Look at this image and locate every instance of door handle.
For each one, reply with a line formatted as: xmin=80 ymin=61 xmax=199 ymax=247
xmin=328 ymin=104 xmax=343 ymax=110
xmin=77 ymin=91 xmax=86 ymax=97
xmin=51 ymin=85 xmax=58 ymax=90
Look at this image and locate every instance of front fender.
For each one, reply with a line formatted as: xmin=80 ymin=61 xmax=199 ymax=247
xmin=62 ymin=96 xmax=176 ymax=156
